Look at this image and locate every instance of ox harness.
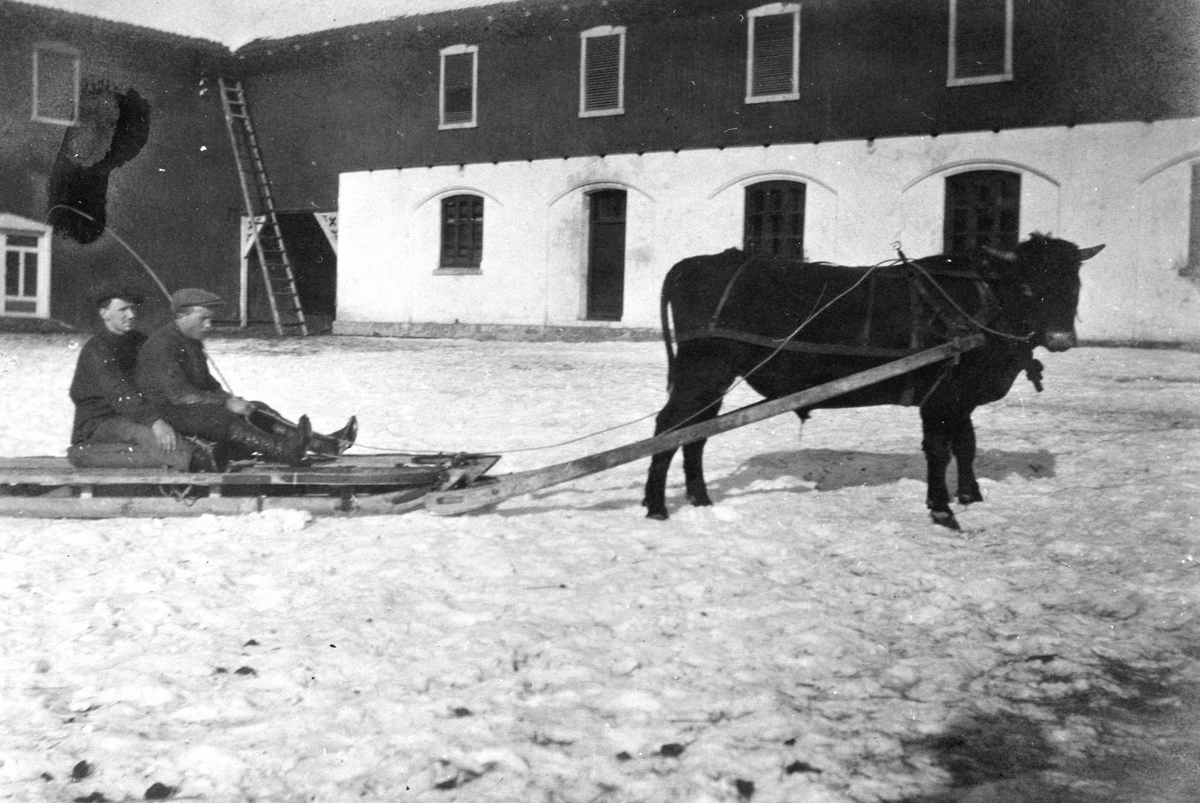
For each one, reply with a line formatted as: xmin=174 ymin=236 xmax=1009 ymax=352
xmin=673 ymin=253 xmax=1044 ymax=404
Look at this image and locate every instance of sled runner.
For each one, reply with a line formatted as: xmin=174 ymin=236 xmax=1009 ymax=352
xmin=0 ymin=452 xmax=499 ymax=519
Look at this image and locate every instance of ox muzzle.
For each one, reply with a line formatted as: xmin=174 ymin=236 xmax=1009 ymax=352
xmin=1042 ymin=330 xmax=1077 ymax=352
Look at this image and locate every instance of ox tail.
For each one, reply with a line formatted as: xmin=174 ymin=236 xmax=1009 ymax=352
xmin=660 ymin=267 xmax=677 ymax=391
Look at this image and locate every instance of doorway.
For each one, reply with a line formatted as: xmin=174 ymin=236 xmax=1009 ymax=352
xmin=586 ymin=189 xmax=626 ymax=321
xmin=243 ymin=211 xmax=338 ymax=330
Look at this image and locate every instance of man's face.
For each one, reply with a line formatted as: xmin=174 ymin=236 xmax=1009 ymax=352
xmin=99 ymin=298 xmax=139 ymax=335
xmin=176 ymin=306 xmax=215 ymax=340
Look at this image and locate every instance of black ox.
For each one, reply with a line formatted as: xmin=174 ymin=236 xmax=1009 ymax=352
xmin=642 ymin=234 xmax=1104 ymax=529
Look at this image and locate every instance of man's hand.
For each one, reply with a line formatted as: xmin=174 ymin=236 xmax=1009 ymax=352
xmin=151 ymin=419 xmax=178 ymax=452
xmin=225 ymin=396 xmax=254 ymax=416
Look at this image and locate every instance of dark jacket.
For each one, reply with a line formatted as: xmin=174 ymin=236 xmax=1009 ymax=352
xmin=135 ymin=322 xmax=230 ymax=409
xmin=69 ymin=329 xmax=160 ymax=443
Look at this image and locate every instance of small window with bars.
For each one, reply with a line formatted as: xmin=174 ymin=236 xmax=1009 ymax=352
xmin=439 ymin=44 xmax=478 ymax=129
xmin=439 ymin=195 xmax=484 ymax=270
xmin=32 ymin=44 xmax=80 ymax=125
xmin=948 ymin=0 xmax=1013 ymax=86
xmin=4 ymin=233 xmax=44 ymax=316
xmin=744 ymin=180 xmax=806 ymax=259
xmin=580 ymin=26 xmax=626 ymax=117
xmin=943 ymin=170 xmax=1020 ymax=254
xmin=746 ymin=4 xmax=800 ymax=104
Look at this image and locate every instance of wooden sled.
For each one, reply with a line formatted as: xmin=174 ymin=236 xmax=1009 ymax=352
xmin=0 ymin=452 xmax=500 ymax=519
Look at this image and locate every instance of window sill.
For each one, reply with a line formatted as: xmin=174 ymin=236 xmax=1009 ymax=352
xmin=580 ymin=107 xmax=625 ymax=118
xmin=434 ymin=267 xmax=482 ymax=276
xmin=947 ymin=73 xmax=1013 ymax=87
xmin=744 ymin=93 xmax=800 ymax=104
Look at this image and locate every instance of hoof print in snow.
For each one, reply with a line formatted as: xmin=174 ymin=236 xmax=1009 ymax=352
xmin=243 ymin=639 xmax=260 ymax=647
xmin=615 ymin=751 xmax=633 ymax=762
xmin=451 ymin=706 xmax=473 ymax=717
xmin=73 ymin=793 xmax=108 ymax=803
xmin=658 ymin=743 xmax=685 ymax=758
xmin=41 ymin=772 xmax=54 ymax=782
xmin=235 ymin=666 xmax=257 ymax=676
xmin=71 ymin=761 xmax=93 ymax=780
xmin=735 ymin=778 xmax=755 ymax=799
xmin=433 ymin=769 xmax=480 ymax=790
xmin=785 ymin=760 xmax=822 ymax=775
xmin=144 ymin=782 xmax=176 ymax=799
xmin=213 ymin=667 xmax=228 ymax=674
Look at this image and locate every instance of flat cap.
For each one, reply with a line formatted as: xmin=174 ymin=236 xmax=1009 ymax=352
xmin=91 ymin=283 xmax=146 ymax=307
xmin=169 ymin=288 xmax=224 ymax=312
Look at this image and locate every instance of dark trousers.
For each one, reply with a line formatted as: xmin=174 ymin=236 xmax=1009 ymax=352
xmin=70 ymin=416 xmax=193 ymax=470
xmin=159 ymin=403 xmax=246 ymax=442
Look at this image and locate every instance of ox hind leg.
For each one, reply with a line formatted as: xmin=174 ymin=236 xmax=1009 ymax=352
xmin=920 ymin=407 xmax=977 ymax=531
xmin=643 ymin=345 xmax=735 ymax=520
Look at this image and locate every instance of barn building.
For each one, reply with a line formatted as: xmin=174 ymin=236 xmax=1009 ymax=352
xmin=3 ymin=0 xmax=1199 ymax=343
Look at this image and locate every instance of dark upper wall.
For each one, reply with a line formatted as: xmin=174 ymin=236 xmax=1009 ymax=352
xmin=0 ymin=1 xmax=242 ymax=330
xmin=233 ymin=0 xmax=1200 ymax=211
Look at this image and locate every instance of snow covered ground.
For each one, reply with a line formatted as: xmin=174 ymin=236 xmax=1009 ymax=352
xmin=1 ymin=333 xmax=1198 ymax=803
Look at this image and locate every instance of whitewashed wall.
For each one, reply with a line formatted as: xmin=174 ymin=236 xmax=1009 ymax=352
xmin=336 ymin=117 xmax=1200 ymax=343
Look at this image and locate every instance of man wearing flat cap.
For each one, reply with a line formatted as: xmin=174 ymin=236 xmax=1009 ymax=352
xmin=67 ymin=284 xmax=199 ymax=470
xmin=136 ymin=288 xmax=355 ymax=467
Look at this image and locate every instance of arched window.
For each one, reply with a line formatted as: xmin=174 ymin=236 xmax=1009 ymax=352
xmin=944 ymin=170 xmax=1020 ymax=254
xmin=440 ymin=194 xmax=483 ymax=269
xmin=744 ymin=180 xmax=805 ymax=259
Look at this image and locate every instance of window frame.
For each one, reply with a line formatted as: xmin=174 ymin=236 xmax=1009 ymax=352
xmin=436 ymin=193 xmax=484 ymax=273
xmin=439 ymin=44 xmax=479 ymax=130
xmin=947 ymin=0 xmax=1014 ymax=87
xmin=743 ymin=179 xmax=806 ymax=259
xmin=745 ymin=3 xmax=801 ymax=104
xmin=943 ymin=169 xmax=1021 ymax=254
xmin=31 ymin=43 xmax=80 ymax=126
xmin=1 ymin=218 xmax=53 ymax=318
xmin=579 ymin=25 xmax=627 ymax=118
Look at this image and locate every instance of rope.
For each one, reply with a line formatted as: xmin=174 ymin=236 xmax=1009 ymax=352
xmin=47 ymin=206 xmax=173 ymax=300
xmin=899 ymin=250 xmax=1033 ymax=343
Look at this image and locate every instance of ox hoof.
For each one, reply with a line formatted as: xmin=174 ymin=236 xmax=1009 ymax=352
xmin=645 ymin=509 xmax=670 ymax=521
xmin=930 ymin=510 xmax=961 ymax=531
xmin=957 ymin=487 xmax=984 ymax=505
xmin=687 ymin=493 xmax=713 ymax=508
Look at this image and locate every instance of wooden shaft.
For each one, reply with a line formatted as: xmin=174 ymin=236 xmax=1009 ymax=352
xmin=426 ymin=334 xmax=985 ymax=515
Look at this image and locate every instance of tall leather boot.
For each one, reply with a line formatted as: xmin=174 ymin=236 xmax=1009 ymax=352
xmin=307 ymin=416 xmax=358 ymax=456
xmin=252 ymin=411 xmax=357 ymax=456
xmin=227 ymin=415 xmax=311 ymax=467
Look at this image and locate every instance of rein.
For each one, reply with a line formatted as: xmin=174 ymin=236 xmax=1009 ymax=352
xmin=896 ymin=250 xmax=1034 ymax=344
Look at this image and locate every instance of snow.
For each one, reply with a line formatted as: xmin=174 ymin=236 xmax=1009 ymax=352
xmin=1 ymin=333 xmax=1198 ymax=802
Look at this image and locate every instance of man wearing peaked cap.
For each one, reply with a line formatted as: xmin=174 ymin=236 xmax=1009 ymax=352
xmin=168 ymin=287 xmax=223 ymax=312
xmin=135 ymin=287 xmax=356 ymax=468
xmin=67 ymin=283 xmax=201 ymax=470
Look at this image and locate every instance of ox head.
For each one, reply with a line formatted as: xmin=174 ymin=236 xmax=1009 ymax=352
xmin=982 ymin=234 xmax=1104 ymax=352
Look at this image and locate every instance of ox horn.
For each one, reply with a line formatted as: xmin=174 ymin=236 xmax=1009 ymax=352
xmin=981 ymin=245 xmax=1017 ymax=262
xmin=1077 ymin=244 xmax=1105 ymax=261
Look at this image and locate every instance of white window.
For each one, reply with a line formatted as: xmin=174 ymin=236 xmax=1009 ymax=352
xmin=1 ymin=214 xmax=53 ymax=318
xmin=439 ymin=44 xmax=478 ymax=130
xmin=580 ymin=26 xmax=626 ymax=118
xmin=746 ymin=4 xmax=800 ymax=104
xmin=32 ymin=44 xmax=80 ymax=125
xmin=948 ymin=0 xmax=1013 ymax=86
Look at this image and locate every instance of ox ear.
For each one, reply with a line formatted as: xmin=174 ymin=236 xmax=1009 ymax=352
xmin=1077 ymin=244 xmax=1105 ymax=261
xmin=981 ymin=245 xmax=1017 ymax=263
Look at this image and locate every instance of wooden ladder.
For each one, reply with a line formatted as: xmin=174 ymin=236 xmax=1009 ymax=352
xmin=217 ymin=78 xmax=308 ymax=336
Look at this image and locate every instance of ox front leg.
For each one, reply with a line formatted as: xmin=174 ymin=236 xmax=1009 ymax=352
xmin=951 ymin=415 xmax=983 ymax=505
xmin=920 ymin=409 xmax=959 ymax=531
